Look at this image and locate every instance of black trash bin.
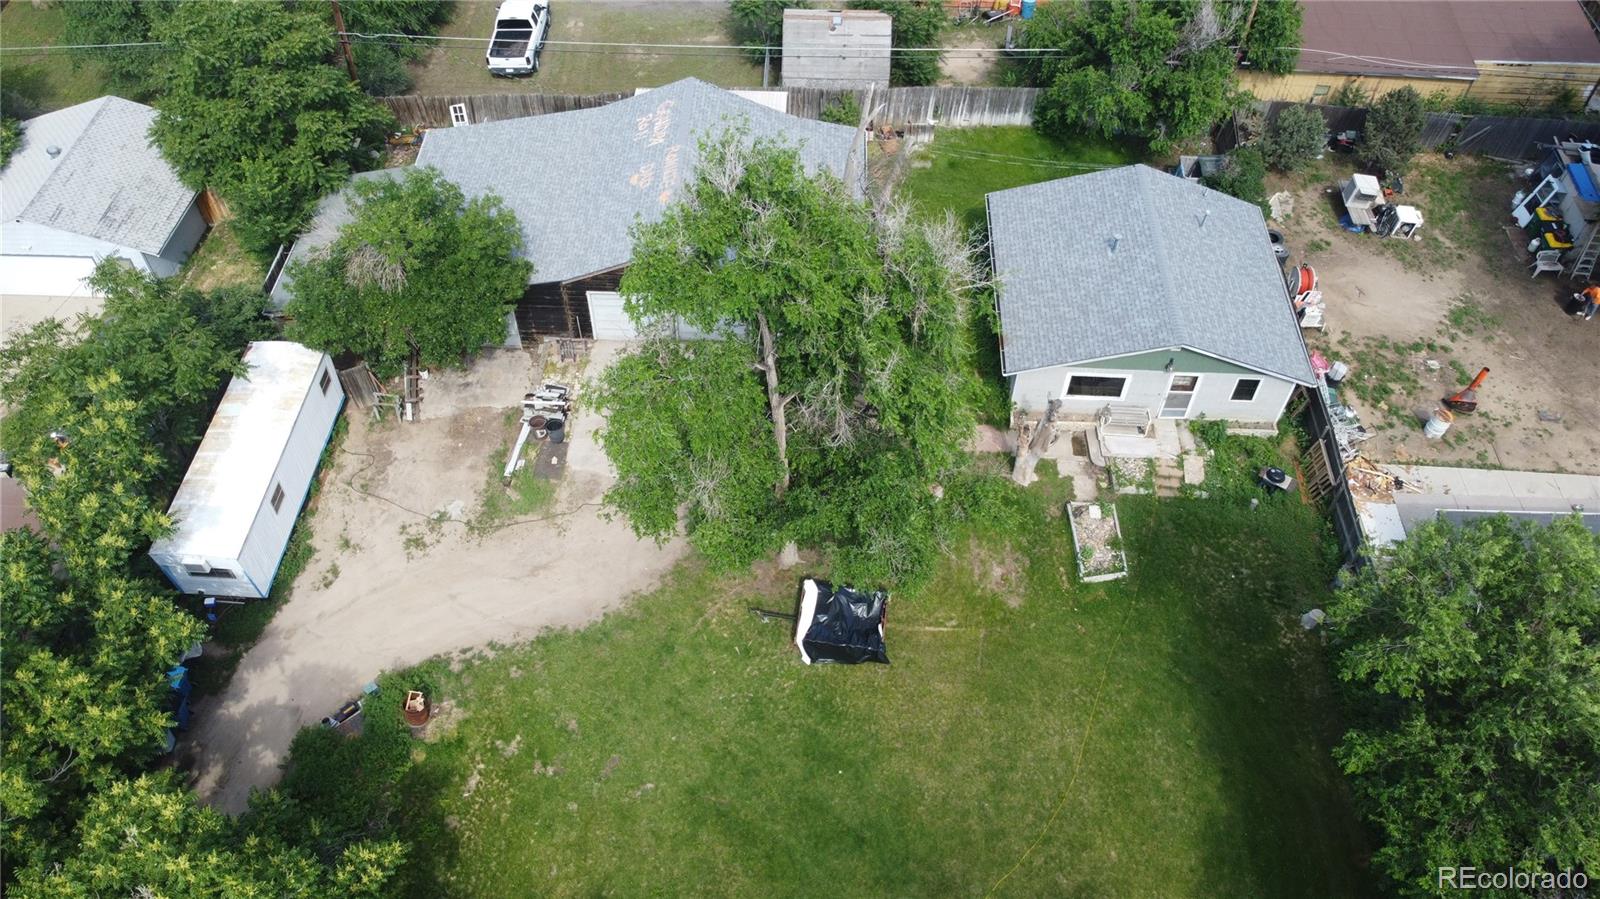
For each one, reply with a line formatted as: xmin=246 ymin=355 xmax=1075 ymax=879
xmin=546 ymin=416 xmax=565 ymax=444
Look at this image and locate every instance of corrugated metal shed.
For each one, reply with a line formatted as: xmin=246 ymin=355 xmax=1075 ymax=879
xmin=987 ymin=165 xmax=1315 ymax=385
xmin=2 ymin=97 xmax=197 ymax=256
xmin=781 ymin=8 xmax=893 ymax=89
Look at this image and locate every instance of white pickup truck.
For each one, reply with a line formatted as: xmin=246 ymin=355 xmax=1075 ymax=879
xmin=485 ymin=0 xmax=549 ymax=76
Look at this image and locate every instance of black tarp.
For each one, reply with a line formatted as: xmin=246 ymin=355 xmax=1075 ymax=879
xmin=795 ymin=578 xmax=889 ymax=665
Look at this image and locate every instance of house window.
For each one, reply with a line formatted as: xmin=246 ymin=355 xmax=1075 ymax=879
xmin=1311 ymin=84 xmax=1331 ymax=104
xmin=270 ymin=484 xmax=286 ymax=513
xmin=1231 ymin=378 xmax=1261 ymax=402
xmin=319 ymin=368 xmax=332 ymax=395
xmin=449 ymin=103 xmax=469 ymax=127
xmin=1064 ymin=375 xmax=1128 ymax=399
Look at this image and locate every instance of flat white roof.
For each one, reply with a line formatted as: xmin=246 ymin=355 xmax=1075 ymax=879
xmin=150 ymin=341 xmax=327 ymax=560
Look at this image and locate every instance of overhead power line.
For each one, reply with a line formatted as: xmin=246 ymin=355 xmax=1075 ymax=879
xmin=1 ymin=35 xmax=1594 ymax=89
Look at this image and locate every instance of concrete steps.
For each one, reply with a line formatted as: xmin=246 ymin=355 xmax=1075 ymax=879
xmin=1154 ymin=458 xmax=1184 ymax=498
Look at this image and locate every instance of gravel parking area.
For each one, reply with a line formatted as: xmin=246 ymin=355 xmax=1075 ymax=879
xmin=1273 ymin=157 xmax=1600 ymax=475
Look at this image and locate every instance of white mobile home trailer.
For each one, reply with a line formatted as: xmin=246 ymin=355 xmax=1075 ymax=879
xmin=149 ymin=342 xmax=343 ymax=599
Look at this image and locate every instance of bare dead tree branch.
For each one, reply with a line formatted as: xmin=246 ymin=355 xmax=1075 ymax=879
xmin=344 ymin=243 xmax=408 ymax=292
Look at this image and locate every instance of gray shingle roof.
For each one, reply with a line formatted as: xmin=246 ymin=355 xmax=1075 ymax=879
xmin=415 ymin=78 xmax=857 ymax=284
xmin=274 ymin=78 xmax=858 ymax=304
xmin=987 ymin=165 xmax=1315 ymax=385
xmin=2 ymin=97 xmax=196 ymax=256
xmin=269 ymin=169 xmax=397 ymax=306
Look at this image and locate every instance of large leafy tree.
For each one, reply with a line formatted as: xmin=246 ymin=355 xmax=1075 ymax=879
xmin=284 ymin=167 xmax=531 ymax=375
xmin=1359 ymin=85 xmax=1426 ymax=176
xmin=0 ymin=265 xmax=271 ymax=498
xmin=1 ymin=533 xmax=203 ymax=874
xmin=59 ymin=0 xmax=176 ymax=100
xmin=1237 ymin=0 xmax=1301 ymax=76
xmin=729 ymin=0 xmax=802 ymax=65
xmin=1327 ymin=516 xmax=1600 ymax=896
xmin=594 ymin=130 xmax=1002 ymax=585
xmin=150 ymin=0 xmax=394 ymax=256
xmin=0 ymin=116 xmax=20 ymax=170
xmin=1020 ymin=0 xmax=1242 ymax=151
xmin=332 ymin=0 xmax=451 ymax=96
xmin=9 ymin=775 xmax=402 ymax=898
xmin=847 ymin=0 xmax=945 ymax=86
xmin=0 ymin=267 xmax=269 ymax=877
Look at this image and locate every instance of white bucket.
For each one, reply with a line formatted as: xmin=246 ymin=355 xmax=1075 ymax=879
xmin=1424 ymin=407 xmax=1453 ymax=439
xmin=1327 ymin=361 xmax=1349 ymax=383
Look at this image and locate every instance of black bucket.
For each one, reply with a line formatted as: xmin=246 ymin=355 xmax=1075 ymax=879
xmin=547 ymin=417 xmax=565 ymax=444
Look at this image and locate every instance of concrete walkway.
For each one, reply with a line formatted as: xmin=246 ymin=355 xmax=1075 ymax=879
xmin=1362 ymin=464 xmax=1600 ymax=545
xmin=184 ymin=345 xmax=686 ymax=813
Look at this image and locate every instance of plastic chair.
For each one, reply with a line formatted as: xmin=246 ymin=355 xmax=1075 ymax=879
xmin=1529 ymin=249 xmax=1564 ymax=278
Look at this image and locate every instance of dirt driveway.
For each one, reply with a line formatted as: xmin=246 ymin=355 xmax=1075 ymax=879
xmin=185 ymin=343 xmax=686 ymax=813
xmin=1273 ymin=158 xmax=1600 ymax=475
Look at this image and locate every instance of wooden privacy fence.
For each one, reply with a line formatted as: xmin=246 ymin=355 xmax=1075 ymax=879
xmin=1295 ymin=386 xmax=1366 ymax=570
xmin=380 ymin=92 xmax=629 ymax=128
xmin=1444 ymin=115 xmax=1600 ymax=160
xmin=785 ymin=86 xmax=1041 ymax=127
xmin=381 ymin=86 xmax=1042 ymax=130
xmin=1227 ymin=100 xmax=1600 ymax=161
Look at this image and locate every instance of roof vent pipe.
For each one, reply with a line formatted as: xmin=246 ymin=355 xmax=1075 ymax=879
xmin=45 ymin=145 xmax=61 ymax=158
xmin=1108 ymin=234 xmax=1122 ymax=255
xmin=1198 ymin=209 xmax=1210 ymax=229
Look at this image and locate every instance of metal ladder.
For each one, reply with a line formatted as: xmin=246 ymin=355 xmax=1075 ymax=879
xmin=1568 ymin=225 xmax=1600 ymax=279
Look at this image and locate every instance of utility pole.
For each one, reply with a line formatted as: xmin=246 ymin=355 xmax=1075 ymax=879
xmin=761 ymin=24 xmax=772 ymax=88
xmin=330 ymin=0 xmax=359 ymax=84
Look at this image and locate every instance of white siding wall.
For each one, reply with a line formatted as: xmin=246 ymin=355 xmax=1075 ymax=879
xmin=1010 ymin=364 xmax=1296 ymax=423
xmin=236 ymin=358 xmax=345 ymax=597
xmin=1185 ymin=374 xmax=1295 ymax=422
xmin=152 ymin=199 xmax=209 ymax=274
xmin=149 ymin=556 xmax=257 ymax=598
xmin=0 ymin=256 xmax=101 ymax=297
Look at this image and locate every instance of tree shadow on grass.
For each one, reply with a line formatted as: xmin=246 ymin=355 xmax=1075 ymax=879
xmin=257 ymin=661 xmax=462 ymax=896
xmin=1118 ymin=498 xmax=1374 ymax=898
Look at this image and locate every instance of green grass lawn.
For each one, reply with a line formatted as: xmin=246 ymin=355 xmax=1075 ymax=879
xmin=277 ymin=455 xmax=1370 ymax=897
xmin=179 ymin=220 xmax=267 ymax=293
xmin=409 ymin=0 xmax=763 ymax=97
xmin=0 ymin=2 xmax=114 ymax=113
xmin=899 ymin=127 xmax=1146 ymax=229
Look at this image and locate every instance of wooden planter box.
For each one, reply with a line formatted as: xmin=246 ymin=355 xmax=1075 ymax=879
xmin=1067 ymin=501 xmax=1129 ymax=583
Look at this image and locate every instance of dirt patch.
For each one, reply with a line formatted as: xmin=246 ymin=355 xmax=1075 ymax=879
xmin=185 ymin=345 xmax=688 ymax=813
xmin=968 ymin=537 xmax=1025 ymax=605
xmin=1272 ymin=157 xmax=1600 ymax=474
xmin=940 ymin=24 xmax=1003 ymax=85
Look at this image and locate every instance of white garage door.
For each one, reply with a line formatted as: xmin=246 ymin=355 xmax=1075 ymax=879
xmin=0 ymin=255 xmax=101 ymax=298
xmin=588 ymin=291 xmax=645 ymax=340
xmin=586 ymin=290 xmax=740 ymax=341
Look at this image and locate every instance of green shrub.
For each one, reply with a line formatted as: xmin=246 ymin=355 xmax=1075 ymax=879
xmin=1359 ymin=86 xmax=1426 ymax=177
xmin=820 ymin=93 xmax=861 ymax=126
xmin=1260 ymin=104 xmax=1327 ymax=172
xmin=1203 ymin=146 xmax=1268 ymax=212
